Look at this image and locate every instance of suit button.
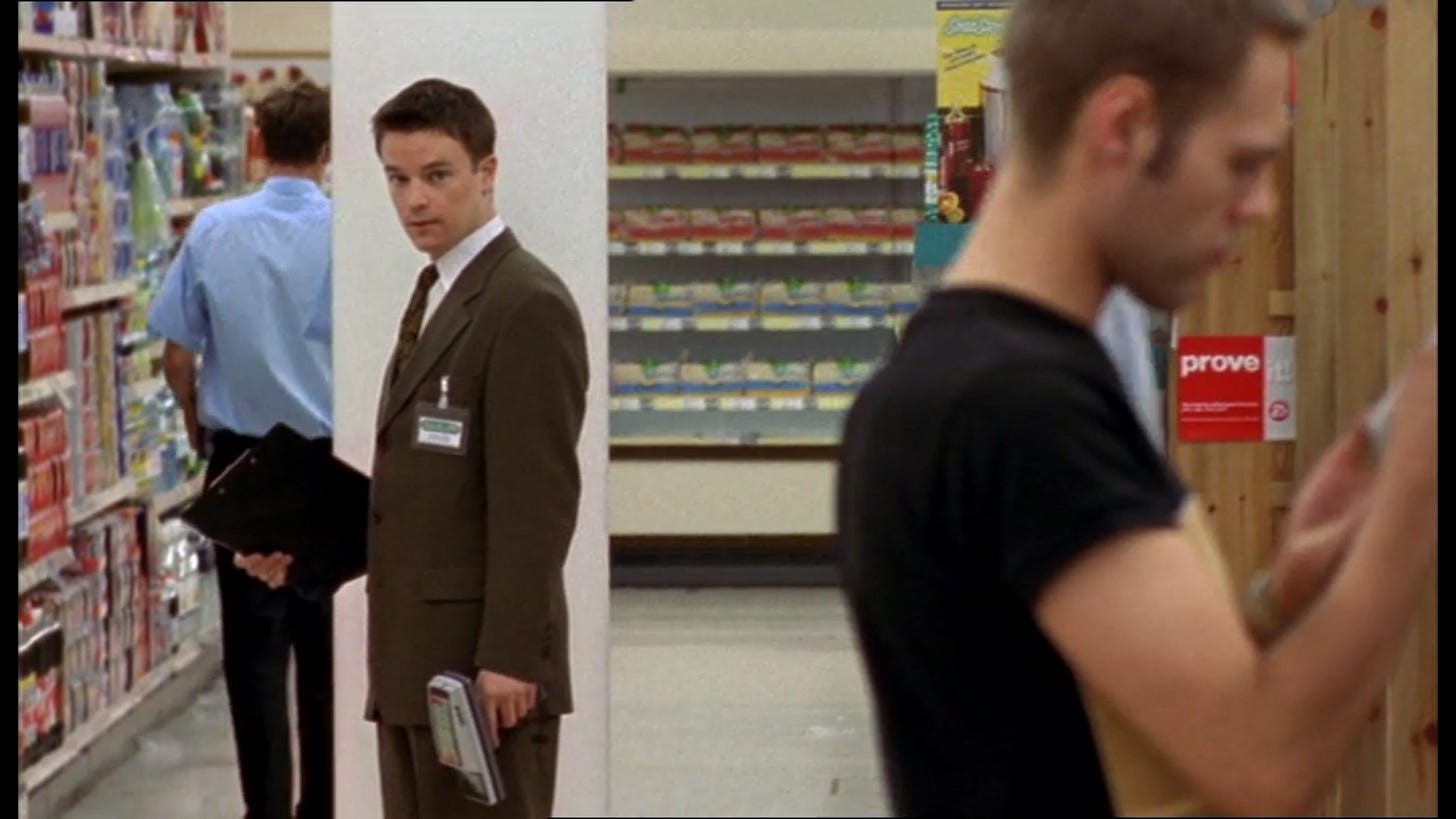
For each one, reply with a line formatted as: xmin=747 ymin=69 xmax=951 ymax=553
xmin=371 ymin=511 xmax=383 ymax=525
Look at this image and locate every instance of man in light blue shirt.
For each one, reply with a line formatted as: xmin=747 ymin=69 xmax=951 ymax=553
xmin=1095 ymin=285 xmax=1166 ymax=448
xmin=149 ymin=80 xmax=335 ymax=819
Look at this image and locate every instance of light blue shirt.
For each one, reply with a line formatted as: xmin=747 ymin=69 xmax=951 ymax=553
xmin=148 ymin=176 xmax=334 ymax=439
xmin=1094 ymin=286 xmax=1164 ymax=447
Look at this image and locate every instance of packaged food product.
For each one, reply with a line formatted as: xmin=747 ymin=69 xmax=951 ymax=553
xmin=888 ymin=283 xmax=922 ymax=315
xmin=690 ymin=280 xmax=758 ymax=318
xmin=759 ymin=279 xmax=825 ymax=316
xmin=812 ymin=359 xmax=878 ymax=394
xmin=612 ymin=360 xmax=681 ymax=395
xmin=626 ymin=282 xmax=694 ymax=317
xmin=891 ymin=207 xmax=918 ymax=240
xmin=744 ymin=359 xmax=813 ymax=398
xmin=824 ymin=279 xmax=891 ymax=317
xmin=680 ymin=359 xmax=748 ymax=395
xmin=824 ymin=208 xmax=860 ymax=242
xmin=855 ymin=208 xmax=893 ymax=242
xmin=892 ymin=125 xmax=925 ymax=165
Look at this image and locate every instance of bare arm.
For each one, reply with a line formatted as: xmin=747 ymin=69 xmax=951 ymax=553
xmin=161 ymin=341 xmax=203 ymax=453
xmin=1035 ymin=345 xmax=1437 ymax=816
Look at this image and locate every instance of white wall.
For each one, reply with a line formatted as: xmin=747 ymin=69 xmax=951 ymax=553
xmin=229 ymin=0 xmax=937 ymax=73
xmin=329 ymin=4 xmax=610 ymax=817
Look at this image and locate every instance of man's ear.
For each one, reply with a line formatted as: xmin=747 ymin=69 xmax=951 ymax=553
xmin=1078 ymin=75 xmax=1160 ymax=172
xmin=478 ymin=154 xmax=498 ymax=197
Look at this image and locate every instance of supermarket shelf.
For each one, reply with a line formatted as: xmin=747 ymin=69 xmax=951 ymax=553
xmin=68 ymin=479 xmax=139 ymax=526
xmin=122 ymin=376 xmax=167 ymax=402
xmin=18 ymin=548 xmax=77 ymax=597
xmin=17 ymin=33 xmax=227 ymax=71
xmin=43 ymin=211 xmax=78 ymax=232
xmin=610 ymin=394 xmax=856 ymax=413
xmin=167 ymin=195 xmax=232 ymax=219
xmin=21 ymin=636 xmax=221 ymax=794
xmin=61 ymin=279 xmax=137 ymax=313
xmin=610 ymin=314 xmax=906 ymax=332
xmin=610 ymin=162 xmax=922 ymax=181
xmin=19 ymin=372 xmax=77 ymax=409
xmin=610 ymin=240 xmax=915 ymax=257
xmin=152 ymin=476 xmax=204 ymax=517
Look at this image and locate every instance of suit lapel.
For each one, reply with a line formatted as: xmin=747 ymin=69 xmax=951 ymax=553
xmin=377 ymin=230 xmax=521 ymax=433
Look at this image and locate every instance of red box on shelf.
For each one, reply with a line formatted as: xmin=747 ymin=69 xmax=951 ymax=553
xmin=856 ymin=208 xmax=894 ymax=242
xmin=688 ymin=208 xmax=728 ymax=242
xmin=824 ymin=208 xmax=861 ymax=242
xmin=857 ymin=127 xmax=894 ymax=164
xmin=892 ymin=126 xmax=924 ymax=164
xmin=891 ymin=208 xmax=918 ymax=240
xmin=760 ymin=208 xmax=828 ymax=242
xmin=720 ymin=209 xmax=758 ymax=242
xmin=608 ymin=126 xmax=622 ymax=164
xmin=27 ymin=505 xmax=69 ymax=563
xmin=786 ymin=128 xmax=826 ymax=163
xmin=621 ymin=207 xmax=691 ymax=242
xmin=622 ymin=125 xmax=692 ymax=164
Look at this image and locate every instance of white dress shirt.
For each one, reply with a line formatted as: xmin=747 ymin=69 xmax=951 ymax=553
xmin=424 ymin=215 xmax=507 ymax=328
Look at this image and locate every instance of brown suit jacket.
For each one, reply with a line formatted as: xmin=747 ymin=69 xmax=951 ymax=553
xmin=364 ymin=229 xmax=588 ymax=727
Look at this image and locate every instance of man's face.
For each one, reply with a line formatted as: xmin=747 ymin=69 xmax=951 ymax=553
xmin=379 ymin=129 xmax=496 ymax=261
xmin=1100 ymin=35 xmax=1292 ymax=312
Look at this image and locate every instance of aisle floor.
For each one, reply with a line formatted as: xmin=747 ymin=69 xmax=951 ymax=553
xmin=63 ymin=588 xmax=890 ymax=818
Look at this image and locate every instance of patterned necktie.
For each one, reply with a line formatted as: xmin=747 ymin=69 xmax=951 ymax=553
xmin=390 ymin=263 xmax=440 ymax=386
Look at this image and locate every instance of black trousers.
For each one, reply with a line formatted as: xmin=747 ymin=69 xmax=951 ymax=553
xmin=206 ymin=429 xmax=335 ymax=819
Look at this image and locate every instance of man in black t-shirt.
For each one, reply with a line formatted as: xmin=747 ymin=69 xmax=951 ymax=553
xmin=838 ymin=2 xmax=1439 ymax=816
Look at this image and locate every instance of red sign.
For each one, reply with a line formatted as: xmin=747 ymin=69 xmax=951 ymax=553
xmin=1177 ymin=336 xmax=1266 ymax=442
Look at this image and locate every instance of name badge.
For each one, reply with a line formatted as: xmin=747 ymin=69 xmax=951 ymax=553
xmin=412 ymin=376 xmax=470 ymax=455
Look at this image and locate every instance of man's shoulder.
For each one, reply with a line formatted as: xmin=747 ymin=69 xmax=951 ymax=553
xmin=494 ymin=241 xmax=578 ymax=312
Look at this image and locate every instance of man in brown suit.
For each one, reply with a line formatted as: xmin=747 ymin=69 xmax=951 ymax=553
xmin=361 ymin=78 xmax=588 ymax=819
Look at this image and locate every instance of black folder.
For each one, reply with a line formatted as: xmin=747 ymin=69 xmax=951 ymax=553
xmin=179 ymin=422 xmax=370 ymax=598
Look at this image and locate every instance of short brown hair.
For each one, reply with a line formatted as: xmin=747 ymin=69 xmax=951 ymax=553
xmin=255 ymin=80 xmax=330 ymax=165
xmin=371 ymin=78 xmax=497 ymax=164
xmin=1004 ymin=0 xmax=1307 ymax=177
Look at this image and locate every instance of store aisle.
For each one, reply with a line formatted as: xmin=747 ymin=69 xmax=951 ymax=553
xmin=64 ymin=588 xmax=889 ymax=818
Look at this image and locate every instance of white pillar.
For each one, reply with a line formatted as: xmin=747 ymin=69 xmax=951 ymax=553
xmin=329 ymin=4 xmax=610 ymax=816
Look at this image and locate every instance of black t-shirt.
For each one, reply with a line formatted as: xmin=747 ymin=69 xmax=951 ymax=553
xmin=837 ymin=288 xmax=1186 ymax=817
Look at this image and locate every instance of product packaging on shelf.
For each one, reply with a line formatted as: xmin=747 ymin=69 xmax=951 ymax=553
xmin=744 ymin=359 xmax=813 ymax=399
xmin=759 ymin=208 xmax=828 ymax=243
xmin=691 ymin=280 xmax=759 ymax=318
xmin=888 ymin=283 xmax=922 ymax=315
xmin=680 ymin=360 xmax=749 ymax=396
xmin=612 ymin=360 xmax=682 ymax=396
xmin=607 ymin=283 xmax=627 ymax=318
xmin=625 ymin=282 xmax=695 ymax=318
xmin=892 ymin=126 xmax=926 ymax=165
xmin=620 ymin=125 xmax=691 ymax=164
xmin=759 ymin=279 xmax=825 ymax=316
xmin=812 ymin=359 xmax=879 ymax=395
xmin=936 ymin=1 xmax=1012 ymax=109
xmin=691 ymin=125 xmax=756 ymax=164
xmin=621 ymin=207 xmax=691 ymax=242
xmin=824 ymin=280 xmax=891 ymax=317
xmin=891 ymin=208 xmax=918 ymax=241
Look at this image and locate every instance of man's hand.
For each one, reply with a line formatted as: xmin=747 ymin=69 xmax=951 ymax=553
xmin=1262 ymin=425 xmax=1377 ymax=630
xmin=476 ymin=669 xmax=539 ymax=749
xmin=234 ymin=552 xmax=293 ymax=589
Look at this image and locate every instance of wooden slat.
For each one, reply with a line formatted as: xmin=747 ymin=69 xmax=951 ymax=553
xmin=1293 ymin=4 xmax=1342 ymax=482
xmin=1380 ymin=0 xmax=1438 ymax=815
xmin=1329 ymin=4 xmax=1392 ymax=813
